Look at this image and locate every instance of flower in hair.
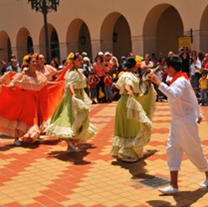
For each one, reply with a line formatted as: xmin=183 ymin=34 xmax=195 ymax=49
xmin=67 ymin=52 xmax=74 ymax=63
xmin=22 ymin=54 xmax=31 ymax=63
xmin=33 ymin=53 xmax=38 ymax=59
xmin=135 ymin=55 xmax=142 ymax=68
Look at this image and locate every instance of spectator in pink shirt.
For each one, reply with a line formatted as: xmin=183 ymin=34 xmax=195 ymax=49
xmin=93 ymin=54 xmax=106 ymax=103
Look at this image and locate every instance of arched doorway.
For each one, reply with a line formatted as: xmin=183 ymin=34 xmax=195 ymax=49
xmin=101 ymin=12 xmax=131 ymax=60
xmin=66 ymin=19 xmax=92 ymax=59
xmin=143 ymin=4 xmax=183 ymax=58
xmin=27 ymin=35 xmax=34 ymax=55
xmin=0 ymin=31 xmax=11 ymax=62
xmin=78 ymin=23 xmax=92 ymax=59
xmin=51 ymin=28 xmax=60 ymax=59
xmin=39 ymin=24 xmax=60 ymax=62
xmin=200 ymin=5 xmax=208 ymax=53
xmin=17 ymin=28 xmax=32 ymax=61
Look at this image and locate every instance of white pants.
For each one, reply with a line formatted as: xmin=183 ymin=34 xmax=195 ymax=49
xmin=167 ymin=122 xmax=208 ymax=172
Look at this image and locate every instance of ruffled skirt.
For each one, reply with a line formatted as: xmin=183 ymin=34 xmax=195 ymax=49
xmin=0 ymin=86 xmax=41 ymax=140
xmin=110 ymin=85 xmax=156 ymax=159
xmin=0 ymin=82 xmax=64 ymax=142
xmin=46 ymin=89 xmax=97 ymax=143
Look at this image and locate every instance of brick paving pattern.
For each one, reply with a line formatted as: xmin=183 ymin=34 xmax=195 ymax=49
xmin=0 ymin=101 xmax=208 ymax=207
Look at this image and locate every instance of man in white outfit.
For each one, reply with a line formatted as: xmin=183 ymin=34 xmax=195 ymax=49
xmin=148 ymin=55 xmax=208 ymax=194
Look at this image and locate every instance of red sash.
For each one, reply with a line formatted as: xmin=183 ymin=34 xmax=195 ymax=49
xmin=169 ymin=71 xmax=189 ymax=85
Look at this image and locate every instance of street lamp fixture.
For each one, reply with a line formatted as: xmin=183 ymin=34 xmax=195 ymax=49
xmin=112 ymin=32 xmax=118 ymax=43
xmin=80 ymin=35 xmax=86 ymax=45
xmin=190 ymin=28 xmax=193 ymax=43
xmin=28 ymin=0 xmax=60 ymax=63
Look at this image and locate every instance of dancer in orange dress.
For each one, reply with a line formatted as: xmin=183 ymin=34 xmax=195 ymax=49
xmin=35 ymin=54 xmax=71 ymax=134
xmin=0 ymin=55 xmax=48 ymax=145
xmin=36 ymin=54 xmax=64 ymax=81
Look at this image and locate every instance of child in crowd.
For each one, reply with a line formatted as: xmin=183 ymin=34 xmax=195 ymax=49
xmin=103 ymin=71 xmax=113 ymax=102
xmin=88 ymin=71 xmax=100 ymax=104
xmin=198 ymin=70 xmax=208 ymax=106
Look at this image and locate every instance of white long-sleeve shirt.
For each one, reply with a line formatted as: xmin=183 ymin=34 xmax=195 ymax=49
xmin=158 ymin=77 xmax=201 ymax=128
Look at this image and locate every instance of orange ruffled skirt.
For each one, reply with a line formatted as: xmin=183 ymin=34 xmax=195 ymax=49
xmin=0 ymin=82 xmax=64 ymax=142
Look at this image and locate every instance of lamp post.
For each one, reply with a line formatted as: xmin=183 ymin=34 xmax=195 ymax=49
xmin=190 ymin=28 xmax=193 ymax=43
xmin=28 ymin=0 xmax=59 ymax=63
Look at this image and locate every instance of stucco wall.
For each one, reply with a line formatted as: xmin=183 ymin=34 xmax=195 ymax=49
xmin=0 ymin=0 xmax=208 ymax=62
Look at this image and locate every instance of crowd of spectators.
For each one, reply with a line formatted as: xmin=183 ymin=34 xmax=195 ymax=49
xmin=1 ymin=48 xmax=208 ymax=105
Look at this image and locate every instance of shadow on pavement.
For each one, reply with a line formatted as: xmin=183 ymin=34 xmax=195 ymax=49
xmin=147 ymin=188 xmax=208 ymax=207
xmin=111 ymin=149 xmax=158 ymax=179
xmin=0 ymin=137 xmax=60 ymax=151
xmin=47 ymin=143 xmax=96 ymax=165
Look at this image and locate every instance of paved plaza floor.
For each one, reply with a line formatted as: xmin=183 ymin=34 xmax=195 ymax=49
xmin=1 ymin=101 xmax=208 ymax=207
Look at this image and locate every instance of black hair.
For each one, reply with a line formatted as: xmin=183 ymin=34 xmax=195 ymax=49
xmin=95 ymin=54 xmax=104 ymax=62
xmin=202 ymin=70 xmax=207 ymax=76
xmin=51 ymin=58 xmax=59 ymax=68
xmin=191 ymin=50 xmax=197 ymax=57
xmin=158 ymin=55 xmax=166 ymax=63
xmin=36 ymin=53 xmax=42 ymax=60
xmin=124 ymin=56 xmax=136 ymax=69
xmin=166 ymin=55 xmax=183 ymax=72
xmin=198 ymin=51 xmax=204 ymax=62
xmin=180 ymin=51 xmax=190 ymax=76
xmin=62 ymin=59 xmax=66 ymax=64
xmin=190 ymin=50 xmax=197 ymax=64
xmin=26 ymin=55 xmax=35 ymax=64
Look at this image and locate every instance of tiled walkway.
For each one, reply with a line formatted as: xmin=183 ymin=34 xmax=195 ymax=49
xmin=1 ymin=101 xmax=208 ymax=207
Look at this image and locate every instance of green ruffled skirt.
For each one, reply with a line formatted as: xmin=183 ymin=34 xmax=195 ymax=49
xmin=110 ymin=86 xmax=156 ymax=159
xmin=46 ymin=89 xmax=97 ymax=142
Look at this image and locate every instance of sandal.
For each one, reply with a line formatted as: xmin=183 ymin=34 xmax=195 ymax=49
xmin=66 ymin=140 xmax=81 ymax=153
xmin=120 ymin=157 xmax=138 ymax=163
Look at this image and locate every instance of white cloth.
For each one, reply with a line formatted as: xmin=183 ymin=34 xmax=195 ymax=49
xmin=190 ymin=59 xmax=202 ymax=76
xmin=159 ymin=77 xmax=208 ymax=172
xmin=117 ymin=72 xmax=141 ymax=94
xmin=64 ymin=69 xmax=87 ymax=90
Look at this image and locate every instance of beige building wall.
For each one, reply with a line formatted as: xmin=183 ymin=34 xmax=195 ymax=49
xmin=0 ymin=0 xmax=208 ymax=63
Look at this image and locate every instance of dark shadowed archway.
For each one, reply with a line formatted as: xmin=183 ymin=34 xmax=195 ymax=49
xmin=0 ymin=31 xmax=11 ymax=62
xmin=200 ymin=5 xmax=208 ymax=53
xmin=16 ymin=28 xmax=32 ymax=61
xmin=101 ymin=12 xmax=131 ymax=60
xmin=143 ymin=4 xmax=183 ymax=58
xmin=66 ymin=19 xmax=92 ymax=59
xmin=51 ymin=28 xmax=60 ymax=59
xmin=39 ymin=24 xmax=60 ymax=62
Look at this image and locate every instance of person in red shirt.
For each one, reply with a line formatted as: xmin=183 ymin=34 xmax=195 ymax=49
xmin=103 ymin=71 xmax=113 ymax=102
xmin=87 ymin=71 xmax=100 ymax=104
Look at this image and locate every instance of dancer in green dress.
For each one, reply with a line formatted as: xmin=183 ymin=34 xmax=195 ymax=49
xmin=46 ymin=52 xmax=97 ymax=153
xmin=110 ymin=56 xmax=156 ymax=162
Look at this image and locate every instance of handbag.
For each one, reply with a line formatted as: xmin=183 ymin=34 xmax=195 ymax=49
xmin=195 ymin=68 xmax=201 ymax=74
